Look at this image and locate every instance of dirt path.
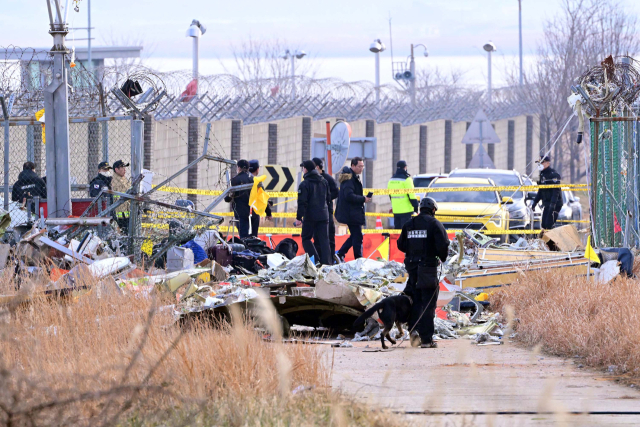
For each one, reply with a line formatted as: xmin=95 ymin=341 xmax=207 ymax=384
xmin=331 ymin=339 xmax=640 ymax=426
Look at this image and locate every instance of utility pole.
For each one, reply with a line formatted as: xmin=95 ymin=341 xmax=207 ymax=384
xmin=518 ymin=0 xmax=523 ymax=85
xmin=44 ymin=0 xmax=72 ymax=218
xmin=87 ymin=0 xmax=92 ymax=73
xmin=410 ymin=44 xmax=416 ymax=108
xmin=186 ymin=20 xmax=206 ymax=97
xmin=483 ymin=41 xmax=497 ymax=105
xmin=290 ymin=54 xmax=296 ymax=100
xmin=369 ymin=39 xmax=385 ymax=107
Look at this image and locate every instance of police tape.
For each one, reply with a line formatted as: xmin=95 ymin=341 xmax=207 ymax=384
xmin=153 ymin=183 xmax=588 ymax=198
xmin=141 ymin=222 xmax=545 ymax=235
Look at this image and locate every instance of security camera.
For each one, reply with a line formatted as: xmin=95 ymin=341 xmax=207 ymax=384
xmin=369 ymin=39 xmax=385 ymax=53
xmin=483 ymin=41 xmax=497 ymax=52
xmin=186 ymin=19 xmax=206 ymax=37
xmin=423 ymin=49 xmax=429 ymax=57
xmin=295 ymin=50 xmax=306 ymax=59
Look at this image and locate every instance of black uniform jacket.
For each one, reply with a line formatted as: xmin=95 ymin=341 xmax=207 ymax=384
xmin=532 ymin=167 xmax=563 ymax=209
xmin=397 ymin=213 xmax=449 ymax=267
xmin=297 ymin=170 xmax=330 ymax=222
xmin=12 ymin=170 xmax=47 ymax=202
xmin=335 ymin=169 xmax=366 ymax=226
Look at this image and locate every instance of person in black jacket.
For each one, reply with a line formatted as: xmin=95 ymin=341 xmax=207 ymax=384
xmin=532 ymin=156 xmax=563 ymax=229
xmin=12 ymin=162 xmax=47 ymax=212
xmin=335 ymin=157 xmax=371 ymax=260
xmin=312 ymin=157 xmax=339 ymax=261
xmin=294 ymin=160 xmax=331 ymax=265
xmin=89 ymin=161 xmax=113 ymax=198
xmin=225 ymin=160 xmax=254 ymax=238
xmin=397 ymin=197 xmax=449 ymax=348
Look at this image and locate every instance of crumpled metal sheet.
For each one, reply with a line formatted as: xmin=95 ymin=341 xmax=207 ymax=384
xmin=320 ymin=259 xmax=406 ymax=288
xmin=257 ymin=254 xmax=317 ymax=283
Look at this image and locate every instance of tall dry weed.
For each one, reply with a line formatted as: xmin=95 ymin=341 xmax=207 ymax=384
xmin=492 ymin=269 xmax=640 ymax=378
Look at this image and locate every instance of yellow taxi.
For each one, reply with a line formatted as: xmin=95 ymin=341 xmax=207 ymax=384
xmin=425 ymin=177 xmax=511 ymax=242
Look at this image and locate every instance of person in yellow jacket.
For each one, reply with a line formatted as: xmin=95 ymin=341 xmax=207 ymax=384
xmin=387 ymin=160 xmax=418 ymax=229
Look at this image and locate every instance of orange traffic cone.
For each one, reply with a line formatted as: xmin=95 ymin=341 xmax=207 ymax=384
xmin=376 ymin=216 xmax=383 ymax=230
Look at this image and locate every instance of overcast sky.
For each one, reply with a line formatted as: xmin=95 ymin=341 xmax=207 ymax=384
xmin=3 ymin=0 xmax=640 ymax=87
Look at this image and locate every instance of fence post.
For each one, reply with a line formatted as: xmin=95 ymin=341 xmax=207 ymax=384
xmin=128 ymin=119 xmax=144 ymax=262
xmin=1 ymin=95 xmax=14 ymax=211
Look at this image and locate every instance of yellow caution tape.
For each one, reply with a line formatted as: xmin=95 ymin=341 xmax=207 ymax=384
xmin=154 ymin=183 xmax=589 ymax=198
xmin=141 ymin=222 xmax=544 ymax=235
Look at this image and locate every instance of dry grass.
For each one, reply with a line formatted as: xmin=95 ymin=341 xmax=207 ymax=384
xmin=492 ymin=268 xmax=640 ymax=380
xmin=0 ymin=272 xmax=408 ymax=426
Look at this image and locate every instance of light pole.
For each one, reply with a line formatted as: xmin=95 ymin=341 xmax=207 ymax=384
xmin=409 ymin=44 xmax=428 ymax=107
xmin=282 ymin=49 xmax=306 ymax=100
xmin=518 ymin=0 xmax=523 ymax=85
xmin=369 ymin=39 xmax=385 ymax=107
xmin=186 ymin=20 xmax=206 ymax=96
xmin=483 ymin=41 xmax=497 ymax=105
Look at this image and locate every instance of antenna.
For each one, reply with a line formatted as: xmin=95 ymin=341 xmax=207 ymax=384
xmin=388 ymin=13 xmax=394 ymax=66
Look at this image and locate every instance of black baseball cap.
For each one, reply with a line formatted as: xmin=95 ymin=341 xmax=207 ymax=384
xmin=301 ymin=160 xmax=316 ymax=172
xmin=537 ymin=156 xmax=551 ymax=163
xmin=113 ymin=160 xmax=130 ymax=169
xmin=249 ymin=159 xmax=260 ymax=172
xmin=397 ymin=160 xmax=407 ymax=168
xmin=98 ymin=161 xmax=111 ymax=170
xmin=312 ymin=157 xmax=323 ymax=169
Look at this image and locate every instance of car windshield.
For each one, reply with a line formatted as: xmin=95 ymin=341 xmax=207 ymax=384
xmin=426 ymin=182 xmax=499 ymax=204
xmin=413 ymin=177 xmax=436 ymax=188
xmin=451 ymin=173 xmax=523 ymax=199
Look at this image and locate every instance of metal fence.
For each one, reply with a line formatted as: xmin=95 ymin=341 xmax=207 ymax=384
xmin=1 ymin=116 xmax=132 ymax=228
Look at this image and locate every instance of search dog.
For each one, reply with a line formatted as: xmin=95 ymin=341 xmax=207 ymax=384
xmin=352 ymin=295 xmax=412 ymax=349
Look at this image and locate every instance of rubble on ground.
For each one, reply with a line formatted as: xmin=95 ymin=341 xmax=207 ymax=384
xmin=0 ymin=207 xmax=631 ymax=345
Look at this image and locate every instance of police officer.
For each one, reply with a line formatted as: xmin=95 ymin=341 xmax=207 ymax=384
xmin=388 ymin=160 xmax=418 ymax=229
xmin=89 ymin=161 xmax=113 ymax=198
xmin=11 ymin=162 xmax=47 ymax=212
xmin=294 ymin=160 xmax=332 ymax=265
xmin=225 ymin=160 xmax=253 ymax=238
xmin=111 ymin=160 xmax=131 ymax=232
xmin=312 ymin=157 xmax=339 ymax=261
xmin=532 ymin=156 xmax=563 ymax=229
xmin=397 ymin=197 xmax=449 ymax=348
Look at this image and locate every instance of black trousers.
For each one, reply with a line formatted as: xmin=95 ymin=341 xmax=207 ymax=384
xmin=541 ymin=204 xmax=560 ymax=229
xmin=410 ymin=266 xmax=439 ymax=344
xmin=314 ymin=218 xmax=335 ymax=262
xmin=250 ymin=212 xmax=261 ymax=237
xmin=236 ymin=213 xmax=250 ymax=238
xmin=301 ymin=220 xmax=330 ymax=265
xmin=394 ymin=212 xmax=413 ymax=230
xmin=337 ymin=223 xmax=363 ymax=259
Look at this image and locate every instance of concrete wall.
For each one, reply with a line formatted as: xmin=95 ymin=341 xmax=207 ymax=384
xmin=242 ymin=122 xmax=269 ymax=167
xmin=426 ymin=119 xmax=447 ymax=174
xmin=450 ymin=121 xmax=468 ymax=172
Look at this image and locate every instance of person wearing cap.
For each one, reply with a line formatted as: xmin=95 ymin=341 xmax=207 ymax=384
xmin=248 ymin=159 xmax=273 ymax=237
xmin=312 ymin=157 xmax=339 ymax=261
xmin=387 ymin=160 xmax=418 ymax=230
xmin=532 ymin=156 xmax=563 ymax=229
xmin=89 ymin=161 xmax=113 ymax=198
xmin=335 ymin=157 xmax=371 ymax=260
xmin=111 ymin=160 xmax=131 ymax=231
xmin=11 ymin=161 xmax=47 ymax=213
xmin=293 ymin=160 xmax=332 ymax=265
xmin=225 ymin=159 xmax=254 ymax=238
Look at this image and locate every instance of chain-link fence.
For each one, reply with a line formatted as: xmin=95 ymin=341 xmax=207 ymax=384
xmin=1 ymin=116 xmax=132 ymax=229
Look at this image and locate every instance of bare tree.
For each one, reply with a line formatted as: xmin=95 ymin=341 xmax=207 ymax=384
xmin=415 ymin=66 xmax=469 ymax=104
xmin=509 ymin=0 xmax=640 ymax=182
xmin=224 ymin=38 xmax=318 ymax=96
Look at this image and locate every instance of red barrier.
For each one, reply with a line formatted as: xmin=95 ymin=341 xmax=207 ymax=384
xmin=258 ymin=232 xmax=456 ymax=263
xmin=37 ymin=199 xmax=99 ymax=218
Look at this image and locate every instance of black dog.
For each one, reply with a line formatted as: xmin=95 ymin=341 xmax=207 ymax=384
xmin=352 ymin=295 xmax=412 ymax=349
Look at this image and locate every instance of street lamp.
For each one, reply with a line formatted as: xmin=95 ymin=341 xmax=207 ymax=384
xmin=369 ymin=39 xmax=385 ymax=106
xmin=186 ymin=19 xmax=206 ymax=96
xmin=409 ymin=44 xmax=428 ymax=107
xmin=483 ymin=41 xmax=497 ymax=105
xmin=282 ymin=49 xmax=306 ymax=100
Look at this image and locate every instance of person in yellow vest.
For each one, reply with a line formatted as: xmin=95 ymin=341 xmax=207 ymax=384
xmin=388 ymin=160 xmax=418 ymax=229
xmin=111 ymin=160 xmax=131 ymax=232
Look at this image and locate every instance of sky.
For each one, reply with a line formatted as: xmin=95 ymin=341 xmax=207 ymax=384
xmin=3 ymin=0 xmax=640 ymax=88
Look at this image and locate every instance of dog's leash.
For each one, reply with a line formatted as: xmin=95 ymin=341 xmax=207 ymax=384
xmin=362 ymin=266 xmax=443 ymax=353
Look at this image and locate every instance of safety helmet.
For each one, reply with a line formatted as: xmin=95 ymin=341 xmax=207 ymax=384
xmin=419 ymin=197 xmax=438 ymax=213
